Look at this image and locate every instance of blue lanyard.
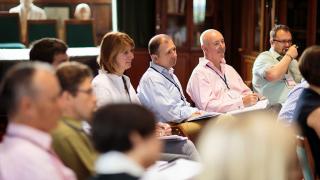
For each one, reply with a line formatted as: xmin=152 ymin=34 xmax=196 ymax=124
xmin=206 ymin=64 xmax=230 ymax=89
xmin=150 ymin=67 xmax=186 ymax=102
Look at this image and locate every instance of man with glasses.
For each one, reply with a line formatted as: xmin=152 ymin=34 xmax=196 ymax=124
xmin=51 ymin=62 xmax=97 ymax=180
xmin=186 ymin=29 xmax=259 ymax=113
xmin=252 ymin=24 xmax=302 ymax=104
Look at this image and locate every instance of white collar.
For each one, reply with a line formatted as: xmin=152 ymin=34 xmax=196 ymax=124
xmin=95 ymin=151 xmax=144 ymax=177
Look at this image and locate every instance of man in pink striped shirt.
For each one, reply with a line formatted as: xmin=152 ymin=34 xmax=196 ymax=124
xmin=187 ymin=29 xmax=259 ymax=113
xmin=0 ymin=62 xmax=76 ymax=180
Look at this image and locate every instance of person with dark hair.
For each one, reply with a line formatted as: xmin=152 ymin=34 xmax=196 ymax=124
xmin=137 ymin=34 xmax=201 ymax=123
xmin=0 ymin=62 xmax=76 ymax=180
xmin=92 ymin=32 xmax=199 ymax=160
xmin=29 ymin=37 xmax=69 ymax=67
xmin=294 ymin=45 xmax=320 ymax=177
xmin=252 ymin=24 xmax=302 ymax=104
xmin=91 ymin=104 xmax=162 ymax=180
xmin=51 ymin=62 xmax=97 ymax=180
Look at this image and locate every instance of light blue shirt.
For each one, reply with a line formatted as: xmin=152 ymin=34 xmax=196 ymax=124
xmin=137 ymin=62 xmax=198 ymax=123
xmin=278 ymin=79 xmax=309 ymax=124
xmin=252 ymin=48 xmax=302 ymax=104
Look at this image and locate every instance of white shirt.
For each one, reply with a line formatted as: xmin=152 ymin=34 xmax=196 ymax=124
xmin=92 ymin=69 xmax=140 ymax=107
xmin=9 ymin=3 xmax=47 ymax=43
xmin=95 ymin=151 xmax=144 ymax=177
xmin=9 ymin=4 xmax=47 ymax=20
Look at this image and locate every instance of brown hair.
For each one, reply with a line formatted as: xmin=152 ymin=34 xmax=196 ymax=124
xmin=148 ymin=34 xmax=171 ymax=55
xmin=270 ymin=24 xmax=290 ymax=40
xmin=299 ymin=45 xmax=320 ymax=86
xmin=98 ymin=32 xmax=134 ymax=73
xmin=56 ymin=61 xmax=93 ymax=96
xmin=29 ymin=38 xmax=68 ymax=64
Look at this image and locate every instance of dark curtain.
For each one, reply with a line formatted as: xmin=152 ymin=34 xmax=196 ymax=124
xmin=117 ymin=0 xmax=155 ymax=48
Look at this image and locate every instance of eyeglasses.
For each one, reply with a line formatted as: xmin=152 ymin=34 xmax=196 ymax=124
xmin=77 ymin=88 xmax=93 ymax=95
xmin=273 ymin=39 xmax=292 ymax=45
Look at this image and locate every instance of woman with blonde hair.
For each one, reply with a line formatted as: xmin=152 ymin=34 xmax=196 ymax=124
xmin=197 ymin=112 xmax=300 ymax=180
xmin=92 ymin=32 xmax=138 ymax=106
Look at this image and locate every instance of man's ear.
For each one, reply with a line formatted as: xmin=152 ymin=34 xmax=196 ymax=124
xmin=151 ymin=54 xmax=158 ymax=62
xmin=18 ymin=96 xmax=34 ymax=116
xmin=201 ymin=44 xmax=208 ymax=53
xmin=129 ymin=131 xmax=143 ymax=147
xmin=59 ymin=91 xmax=73 ymax=106
xmin=270 ymin=39 xmax=274 ymax=45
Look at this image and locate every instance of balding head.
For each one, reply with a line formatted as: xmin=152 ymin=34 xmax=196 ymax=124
xmin=200 ymin=29 xmax=223 ymax=46
xmin=148 ymin=34 xmax=177 ymax=69
xmin=148 ymin=34 xmax=172 ymax=56
xmin=200 ymin=29 xmax=226 ymax=66
xmin=0 ymin=62 xmax=62 ymax=132
xmin=74 ymin=3 xmax=91 ymax=20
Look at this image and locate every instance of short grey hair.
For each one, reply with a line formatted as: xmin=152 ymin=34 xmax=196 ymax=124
xmin=200 ymin=29 xmax=220 ymax=46
xmin=0 ymin=62 xmax=54 ymax=116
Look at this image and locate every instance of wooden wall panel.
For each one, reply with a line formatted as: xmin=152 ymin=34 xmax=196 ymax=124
xmin=240 ymin=51 xmax=259 ymax=82
xmin=91 ymin=4 xmax=112 ymax=44
xmin=126 ymin=49 xmax=150 ymax=89
xmin=175 ymin=51 xmax=189 ymax=94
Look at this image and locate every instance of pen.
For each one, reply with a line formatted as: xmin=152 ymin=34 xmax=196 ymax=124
xmin=158 ymin=160 xmax=177 ymax=171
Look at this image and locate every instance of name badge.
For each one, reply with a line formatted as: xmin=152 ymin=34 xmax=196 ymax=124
xmin=284 ymin=74 xmax=296 ymax=87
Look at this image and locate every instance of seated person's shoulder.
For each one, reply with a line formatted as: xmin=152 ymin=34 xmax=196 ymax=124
xmin=141 ymin=71 xmax=165 ymax=84
xmin=51 ymin=121 xmax=76 ymax=140
xmin=92 ymin=73 xmax=110 ymax=85
xmin=9 ymin=6 xmax=20 ymax=13
xmin=256 ymin=51 xmax=273 ymax=60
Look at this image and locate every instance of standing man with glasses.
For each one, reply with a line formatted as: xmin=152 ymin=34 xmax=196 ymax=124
xmin=252 ymin=24 xmax=302 ymax=104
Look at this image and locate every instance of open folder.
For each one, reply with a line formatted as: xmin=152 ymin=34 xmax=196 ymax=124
xmin=186 ymin=111 xmax=221 ymax=122
xmin=185 ymin=99 xmax=269 ymax=122
xmin=142 ymin=159 xmax=202 ymax=180
xmin=158 ymin=135 xmax=188 ymax=141
xmin=227 ymin=99 xmax=269 ymax=115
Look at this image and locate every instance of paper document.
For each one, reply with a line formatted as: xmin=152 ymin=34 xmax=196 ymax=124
xmin=227 ymin=99 xmax=269 ymax=115
xmin=142 ymin=159 xmax=202 ymax=180
xmin=186 ymin=111 xmax=221 ymax=122
xmin=158 ymin=135 xmax=188 ymax=141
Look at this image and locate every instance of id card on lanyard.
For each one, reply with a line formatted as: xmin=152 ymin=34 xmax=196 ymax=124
xmin=284 ymin=74 xmax=296 ymax=88
xmin=206 ymin=64 xmax=230 ymax=90
xmin=150 ymin=67 xmax=186 ymax=103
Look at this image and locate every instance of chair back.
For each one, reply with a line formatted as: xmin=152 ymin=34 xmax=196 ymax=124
xmin=0 ymin=12 xmax=21 ymax=43
xmin=27 ymin=19 xmax=57 ymax=45
xmin=0 ymin=12 xmax=25 ymax=48
xmin=296 ymin=135 xmax=316 ymax=180
xmin=65 ymin=19 xmax=95 ymax=47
